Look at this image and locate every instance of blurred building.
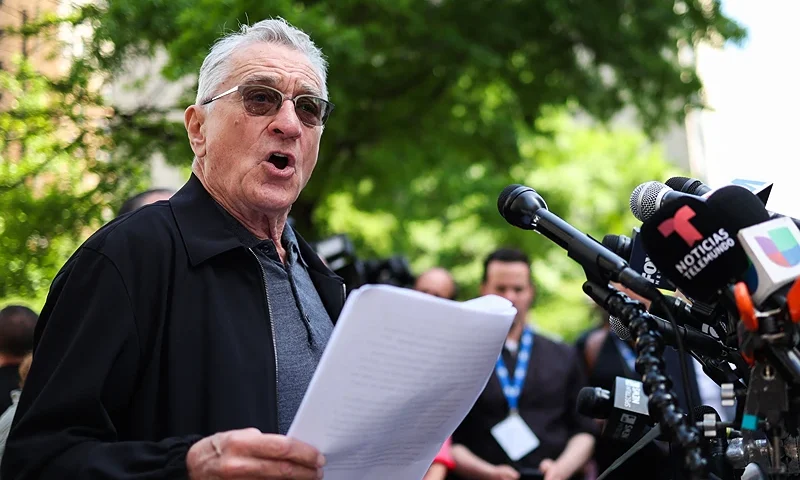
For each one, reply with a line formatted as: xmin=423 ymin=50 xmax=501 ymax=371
xmin=0 ymin=0 xmax=66 ymax=77
xmin=682 ymin=0 xmax=800 ymax=217
xmin=102 ymin=49 xmax=194 ymax=189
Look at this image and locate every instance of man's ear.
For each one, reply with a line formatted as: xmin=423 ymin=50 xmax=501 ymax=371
xmin=184 ymin=105 xmax=207 ymax=158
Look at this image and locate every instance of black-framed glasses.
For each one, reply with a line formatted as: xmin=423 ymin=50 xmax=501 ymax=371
xmin=201 ymin=84 xmax=334 ymax=127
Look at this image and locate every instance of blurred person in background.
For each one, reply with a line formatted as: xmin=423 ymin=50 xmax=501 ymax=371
xmin=413 ymin=267 xmax=459 ymax=479
xmin=576 ymin=308 xmax=672 ymax=480
xmin=0 ymin=353 xmax=32 ymax=469
xmin=425 ymin=437 xmax=457 ymax=480
xmin=0 ymin=306 xmax=37 ymax=413
xmin=414 ymin=267 xmax=458 ymax=300
xmin=3 ymin=18 xmax=342 ymax=480
xmin=450 ymin=248 xmax=595 ymax=480
xmin=116 ymin=188 xmax=176 ymax=217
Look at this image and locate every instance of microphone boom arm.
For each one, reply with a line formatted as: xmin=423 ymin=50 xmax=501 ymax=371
xmin=582 ymin=279 xmax=709 ymax=479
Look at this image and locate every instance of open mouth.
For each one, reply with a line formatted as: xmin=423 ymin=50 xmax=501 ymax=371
xmin=268 ymin=153 xmax=290 ymax=170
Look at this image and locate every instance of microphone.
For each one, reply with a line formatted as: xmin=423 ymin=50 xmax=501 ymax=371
xmin=629 ymin=181 xmax=694 ymax=222
xmin=601 ymin=233 xmax=632 ymax=260
xmin=637 ymin=185 xmax=770 ymax=301
xmin=666 ymin=176 xmax=712 ymax=196
xmin=648 ymin=295 xmax=727 ymax=339
xmin=666 ymin=176 xmax=774 ymax=206
xmin=609 ymin=312 xmax=726 ymax=357
xmin=577 ymin=377 xmax=652 ymax=443
xmin=602 ymin=231 xmax=678 ymax=290
xmin=737 ymin=216 xmax=800 ymax=306
xmin=497 ymin=184 xmax=659 ymax=300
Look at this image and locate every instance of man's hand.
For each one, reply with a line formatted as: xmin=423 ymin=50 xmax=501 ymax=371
xmin=538 ymin=458 xmax=569 ymax=480
xmin=489 ymin=464 xmax=521 ymax=480
xmin=186 ymin=428 xmax=325 ymax=479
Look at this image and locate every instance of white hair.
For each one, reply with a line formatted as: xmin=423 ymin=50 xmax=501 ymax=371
xmin=195 ymin=18 xmax=329 ymax=105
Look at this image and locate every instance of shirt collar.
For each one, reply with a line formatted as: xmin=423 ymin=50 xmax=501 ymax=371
xmin=213 ymin=200 xmax=305 ymax=267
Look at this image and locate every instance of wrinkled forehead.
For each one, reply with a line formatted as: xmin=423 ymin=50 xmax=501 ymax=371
xmin=227 ymin=42 xmax=324 ymax=97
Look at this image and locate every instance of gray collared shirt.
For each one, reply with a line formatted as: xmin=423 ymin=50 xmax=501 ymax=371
xmin=217 ymin=205 xmax=333 ymax=434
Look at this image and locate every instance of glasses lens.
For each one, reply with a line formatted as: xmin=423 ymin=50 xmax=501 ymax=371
xmin=295 ymin=97 xmax=333 ymax=126
xmin=241 ymin=86 xmax=282 ymax=116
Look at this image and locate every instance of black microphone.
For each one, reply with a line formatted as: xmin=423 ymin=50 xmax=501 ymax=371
xmin=602 ymin=231 xmax=677 ymax=291
xmin=637 ymin=185 xmax=770 ymax=301
xmin=608 ymin=312 xmax=726 ymax=357
xmin=666 ymin=176 xmax=713 ymax=196
xmin=498 ymin=185 xmax=659 ymax=301
xmin=601 ymin=233 xmax=633 ymax=260
xmin=648 ymin=295 xmax=726 ymax=339
xmin=666 ymin=176 xmax=775 ymax=207
xmin=577 ymin=377 xmax=653 ymax=443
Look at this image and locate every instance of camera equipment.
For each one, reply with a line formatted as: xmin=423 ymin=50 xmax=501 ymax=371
xmin=498 ymin=184 xmax=710 ymax=479
xmin=311 ymin=233 xmax=415 ymax=292
xmin=507 ymin=177 xmax=800 ymax=479
xmin=496 ymin=179 xmax=800 ymax=479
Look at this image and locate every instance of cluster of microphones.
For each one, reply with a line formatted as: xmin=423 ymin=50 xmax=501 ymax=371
xmin=497 ymin=176 xmax=800 ymax=480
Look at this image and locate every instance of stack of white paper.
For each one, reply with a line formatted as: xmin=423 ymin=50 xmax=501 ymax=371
xmin=287 ymin=284 xmax=516 ymax=480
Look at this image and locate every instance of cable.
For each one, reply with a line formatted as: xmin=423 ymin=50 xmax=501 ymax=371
xmin=599 ymin=287 xmax=707 ymax=479
xmin=655 ymin=297 xmax=697 ymax=426
xmin=596 ymin=425 xmax=662 ymax=480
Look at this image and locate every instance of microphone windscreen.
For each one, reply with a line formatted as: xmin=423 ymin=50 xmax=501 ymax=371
xmin=497 ymin=184 xmax=524 ymax=216
xmin=609 ymin=315 xmax=632 ymax=341
xmin=706 ymin=185 xmax=771 ymax=232
xmin=576 ymin=386 xmax=612 ymax=419
xmin=602 ymin=234 xmax=632 ymax=261
xmin=639 ymin=195 xmax=748 ymax=301
xmin=497 ymin=184 xmax=548 ymax=230
xmin=666 ymin=177 xmax=711 ymax=196
xmin=630 ymin=181 xmax=670 ymax=222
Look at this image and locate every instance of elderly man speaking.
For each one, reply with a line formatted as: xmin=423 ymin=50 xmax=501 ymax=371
xmin=3 ymin=18 xmax=342 ymax=480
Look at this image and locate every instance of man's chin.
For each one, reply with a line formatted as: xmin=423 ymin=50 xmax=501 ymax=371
xmin=251 ymin=187 xmax=299 ymax=214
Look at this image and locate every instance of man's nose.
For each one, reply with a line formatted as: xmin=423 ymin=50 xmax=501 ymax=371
xmin=269 ymin=100 xmax=302 ymax=138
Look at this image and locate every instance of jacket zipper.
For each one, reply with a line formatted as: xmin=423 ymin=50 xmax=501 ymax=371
xmin=249 ymin=248 xmax=278 ymax=427
xmin=341 ymin=282 xmax=346 ymax=305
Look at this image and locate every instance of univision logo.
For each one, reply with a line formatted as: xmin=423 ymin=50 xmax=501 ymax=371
xmin=755 ymin=226 xmax=800 ymax=267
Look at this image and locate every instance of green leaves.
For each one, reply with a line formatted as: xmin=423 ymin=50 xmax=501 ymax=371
xmin=3 ymin=0 xmax=743 ymax=337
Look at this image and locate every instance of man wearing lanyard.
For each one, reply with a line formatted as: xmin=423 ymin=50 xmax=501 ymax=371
xmin=450 ymin=248 xmax=596 ymax=480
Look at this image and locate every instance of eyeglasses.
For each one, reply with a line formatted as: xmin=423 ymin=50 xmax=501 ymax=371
xmin=201 ymin=84 xmax=335 ymax=127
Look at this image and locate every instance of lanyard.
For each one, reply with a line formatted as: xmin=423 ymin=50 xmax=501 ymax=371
xmin=495 ymin=327 xmax=534 ymax=414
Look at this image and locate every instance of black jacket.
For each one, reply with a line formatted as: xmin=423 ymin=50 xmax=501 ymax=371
xmin=450 ymin=333 xmax=597 ymax=479
xmin=1 ymin=174 xmax=346 ymax=479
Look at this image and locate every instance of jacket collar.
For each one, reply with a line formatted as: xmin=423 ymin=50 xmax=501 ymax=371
xmin=170 ymin=174 xmax=244 ymax=267
xmin=169 ymin=175 xmax=344 ymax=287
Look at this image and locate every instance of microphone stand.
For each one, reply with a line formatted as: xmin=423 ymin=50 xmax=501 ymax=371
xmin=583 ymin=279 xmax=710 ymax=480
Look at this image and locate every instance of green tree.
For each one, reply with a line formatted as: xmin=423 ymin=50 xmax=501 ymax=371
xmin=87 ymin=0 xmax=743 ymax=235
xmin=0 ymin=13 xmax=149 ymax=304
xmin=2 ymin=1 xmax=742 ymax=337
xmin=315 ymin=109 xmax=681 ymax=339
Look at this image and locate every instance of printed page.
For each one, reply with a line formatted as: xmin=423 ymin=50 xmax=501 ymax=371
xmin=287 ymin=285 xmax=516 ymax=480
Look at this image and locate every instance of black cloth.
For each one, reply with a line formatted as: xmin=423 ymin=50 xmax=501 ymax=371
xmin=449 ymin=333 xmax=597 ymax=480
xmin=0 ymin=366 xmax=20 ymax=413
xmin=577 ymin=329 xmax=702 ymax=480
xmin=1 ymin=174 xmax=346 ymax=480
xmin=578 ymin=330 xmax=671 ymax=480
xmin=662 ymin=346 xmax=702 ymax=414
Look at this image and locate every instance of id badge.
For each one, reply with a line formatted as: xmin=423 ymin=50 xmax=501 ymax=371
xmin=490 ymin=412 xmax=540 ymax=461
